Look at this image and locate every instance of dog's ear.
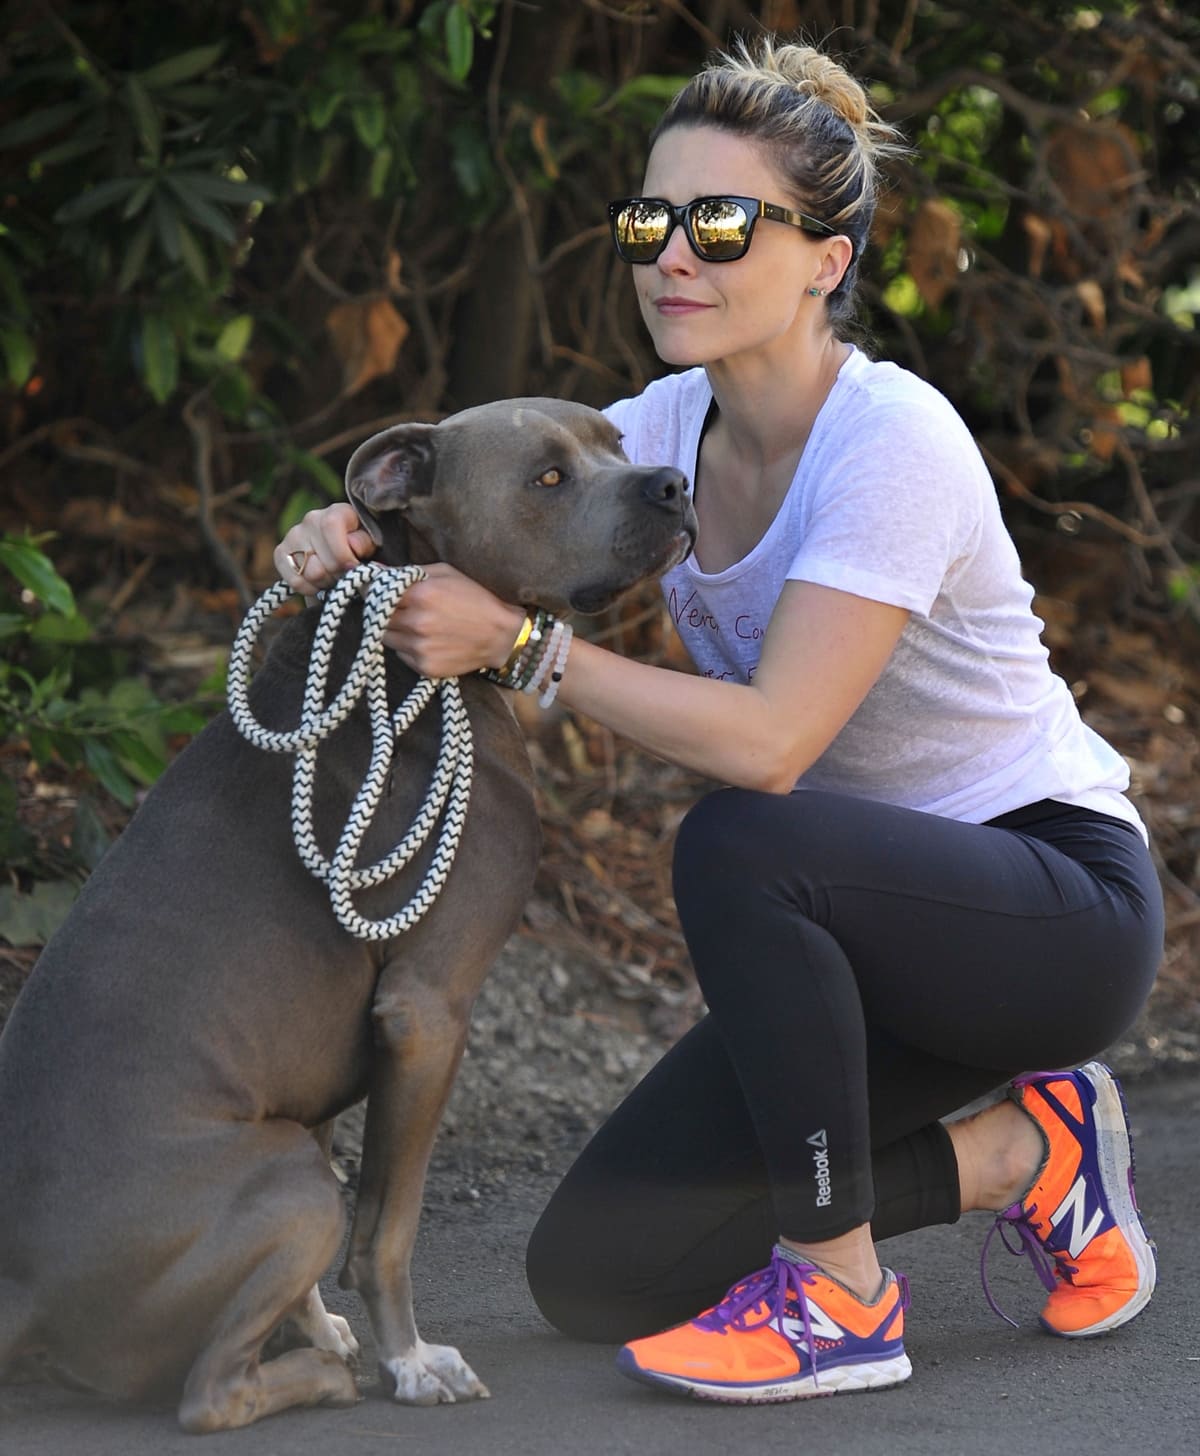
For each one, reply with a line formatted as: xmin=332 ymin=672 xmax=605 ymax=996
xmin=344 ymin=423 xmax=438 ymax=545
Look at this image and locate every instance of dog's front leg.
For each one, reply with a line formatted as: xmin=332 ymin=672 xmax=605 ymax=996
xmin=340 ymin=978 xmax=487 ymax=1405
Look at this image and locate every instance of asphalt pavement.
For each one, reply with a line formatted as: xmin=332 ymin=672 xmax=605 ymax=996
xmin=4 ymin=1069 xmax=1198 ymax=1456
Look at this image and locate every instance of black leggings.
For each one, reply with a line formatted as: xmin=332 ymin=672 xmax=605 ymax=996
xmin=525 ymin=790 xmax=1163 ymax=1342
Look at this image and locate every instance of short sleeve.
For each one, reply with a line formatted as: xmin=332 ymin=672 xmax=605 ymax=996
xmin=786 ymin=401 xmax=982 ymax=616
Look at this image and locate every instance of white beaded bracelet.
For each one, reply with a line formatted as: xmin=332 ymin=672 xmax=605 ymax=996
xmin=524 ymin=619 xmax=564 ymax=695
xmin=538 ymin=622 xmax=573 ymax=708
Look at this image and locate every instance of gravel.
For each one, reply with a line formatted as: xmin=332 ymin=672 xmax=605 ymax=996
xmin=331 ymin=933 xmax=672 ymax=1199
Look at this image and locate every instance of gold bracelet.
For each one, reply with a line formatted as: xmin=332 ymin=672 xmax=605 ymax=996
xmin=498 ymin=613 xmax=533 ymax=677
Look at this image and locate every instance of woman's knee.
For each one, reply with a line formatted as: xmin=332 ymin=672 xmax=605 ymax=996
xmin=672 ymin=786 xmax=846 ymax=955
xmin=673 ymin=787 xmax=794 ymax=906
xmin=525 ymin=1203 xmax=645 ymax=1343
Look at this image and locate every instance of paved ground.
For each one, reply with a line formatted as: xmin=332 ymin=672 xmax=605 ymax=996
xmin=4 ymin=1069 xmax=1198 ymax=1456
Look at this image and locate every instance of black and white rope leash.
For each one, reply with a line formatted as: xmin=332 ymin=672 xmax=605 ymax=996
xmin=227 ymin=562 xmax=473 ymax=941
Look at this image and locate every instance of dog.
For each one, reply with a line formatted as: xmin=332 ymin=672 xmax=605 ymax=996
xmin=0 ymin=398 xmax=695 ymax=1431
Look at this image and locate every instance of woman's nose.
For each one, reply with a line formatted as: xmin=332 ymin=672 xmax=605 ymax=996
xmin=656 ymin=223 xmax=696 ymax=273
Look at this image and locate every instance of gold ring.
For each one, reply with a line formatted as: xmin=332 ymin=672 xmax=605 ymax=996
xmin=288 ymin=550 xmax=309 ymax=574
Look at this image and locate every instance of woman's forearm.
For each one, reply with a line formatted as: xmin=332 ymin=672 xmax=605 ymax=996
xmin=554 ymin=637 xmax=808 ymax=793
xmin=370 ymin=567 xmax=908 ymax=792
xmin=551 ymin=581 xmax=909 ymax=793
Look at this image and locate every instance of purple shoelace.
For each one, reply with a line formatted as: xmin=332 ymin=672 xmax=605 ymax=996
xmin=694 ymin=1248 xmax=909 ymax=1385
xmin=979 ymin=1200 xmax=1069 ymax=1327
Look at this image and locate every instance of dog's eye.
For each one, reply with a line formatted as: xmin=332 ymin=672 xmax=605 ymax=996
xmin=535 ymin=468 xmax=564 ymax=488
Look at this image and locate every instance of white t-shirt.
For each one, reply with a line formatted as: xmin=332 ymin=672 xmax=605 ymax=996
xmin=604 ymin=349 xmax=1145 ymax=837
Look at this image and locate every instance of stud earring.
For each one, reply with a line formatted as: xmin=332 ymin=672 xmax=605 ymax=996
xmin=807 ymin=286 xmax=827 ymax=297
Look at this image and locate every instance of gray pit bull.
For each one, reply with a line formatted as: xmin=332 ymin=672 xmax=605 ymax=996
xmin=0 ymin=398 xmax=696 ymax=1432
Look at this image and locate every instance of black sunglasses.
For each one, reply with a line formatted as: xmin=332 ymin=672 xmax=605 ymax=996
xmin=607 ymin=195 xmax=838 ymax=264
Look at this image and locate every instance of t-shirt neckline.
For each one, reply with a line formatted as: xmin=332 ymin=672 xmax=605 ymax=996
xmin=681 ymin=345 xmax=863 ymax=583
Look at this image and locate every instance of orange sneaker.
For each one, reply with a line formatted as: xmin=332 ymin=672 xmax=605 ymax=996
xmin=616 ymin=1248 xmax=911 ymax=1403
xmin=981 ymin=1061 xmax=1156 ymax=1337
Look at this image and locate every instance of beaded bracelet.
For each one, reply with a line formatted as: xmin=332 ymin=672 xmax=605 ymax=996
xmin=538 ymin=623 xmax=573 ymax=708
xmin=524 ymin=619 xmax=564 ymax=696
xmin=480 ymin=608 xmax=544 ymax=688
xmin=479 ymin=608 xmax=572 ymax=707
xmin=511 ymin=610 xmax=550 ymax=691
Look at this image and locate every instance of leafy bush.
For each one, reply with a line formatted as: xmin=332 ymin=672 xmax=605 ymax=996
xmin=0 ymin=0 xmax=1196 ymax=920
xmin=0 ymin=532 xmax=207 ymax=805
xmin=0 ymin=533 xmax=212 ymax=942
xmin=0 ymin=2 xmax=503 ymax=405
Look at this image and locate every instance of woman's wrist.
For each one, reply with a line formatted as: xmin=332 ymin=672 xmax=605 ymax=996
xmin=479 ymin=604 xmax=574 ymax=704
xmin=489 ymin=603 xmax=530 ymax=671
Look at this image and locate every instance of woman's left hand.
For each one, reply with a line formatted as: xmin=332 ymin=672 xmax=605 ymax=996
xmin=382 ymin=563 xmax=527 ymax=679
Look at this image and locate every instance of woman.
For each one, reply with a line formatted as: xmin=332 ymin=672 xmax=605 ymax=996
xmin=276 ymin=38 xmax=1163 ymax=1404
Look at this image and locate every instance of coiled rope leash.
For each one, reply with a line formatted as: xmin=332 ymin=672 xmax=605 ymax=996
xmin=227 ymin=562 xmax=473 ymax=941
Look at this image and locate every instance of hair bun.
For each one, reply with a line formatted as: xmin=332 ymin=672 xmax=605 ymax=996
xmin=771 ymin=44 xmax=871 ymax=131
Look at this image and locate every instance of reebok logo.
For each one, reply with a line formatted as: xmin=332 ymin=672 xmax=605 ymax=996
xmin=807 ymin=1128 xmax=832 ymax=1208
xmin=1049 ymin=1173 xmax=1106 ymax=1258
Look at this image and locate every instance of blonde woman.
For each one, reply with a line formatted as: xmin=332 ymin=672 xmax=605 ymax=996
xmin=277 ymin=39 xmax=1162 ymax=1404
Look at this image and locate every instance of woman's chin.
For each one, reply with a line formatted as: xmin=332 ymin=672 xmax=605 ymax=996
xmin=650 ymin=338 xmax=715 ymax=368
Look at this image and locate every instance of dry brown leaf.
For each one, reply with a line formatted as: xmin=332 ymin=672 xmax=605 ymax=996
xmin=324 ymin=296 xmax=410 ymax=396
xmin=1033 ymin=595 xmax=1078 ymax=650
xmin=907 ymin=200 xmax=960 ymax=308
xmin=1022 ymin=212 xmax=1053 ymax=279
xmin=530 ymin=114 xmax=558 ymax=181
xmin=240 ymin=8 xmax=300 ymax=64
xmin=1088 ymin=670 xmax=1171 ymax=714
xmin=759 ymin=0 xmax=807 ymax=30
xmin=1076 ymin=279 xmax=1107 ymax=329
xmin=1085 ymin=405 xmax=1123 ymax=462
xmin=870 ymin=190 xmax=907 ymax=250
xmin=1103 ymin=625 xmax=1157 ymax=661
xmin=1044 ymin=122 xmax=1142 ymax=223
xmin=58 ymin=498 xmax=191 ymax=553
xmin=1121 ymin=356 xmax=1153 ymax=395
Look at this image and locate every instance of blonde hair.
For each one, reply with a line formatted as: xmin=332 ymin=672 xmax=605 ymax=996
xmin=651 ymin=37 xmax=906 ymax=327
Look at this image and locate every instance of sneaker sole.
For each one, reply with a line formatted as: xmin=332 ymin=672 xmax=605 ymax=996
xmin=615 ymin=1347 xmax=912 ymax=1403
xmin=1041 ymin=1060 xmax=1157 ymax=1339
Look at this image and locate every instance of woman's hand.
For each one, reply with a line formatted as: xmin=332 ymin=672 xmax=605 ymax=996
xmin=382 ymin=563 xmax=527 ymax=679
xmin=273 ymin=503 xmax=376 ymax=596
xmin=271 ymin=505 xmax=525 ymax=678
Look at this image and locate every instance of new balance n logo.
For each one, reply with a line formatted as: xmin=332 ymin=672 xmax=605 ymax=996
xmin=1050 ymin=1174 xmax=1106 ymax=1258
xmin=780 ymin=1300 xmax=845 ymax=1348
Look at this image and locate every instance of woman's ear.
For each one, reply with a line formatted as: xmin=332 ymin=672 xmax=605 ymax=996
xmin=811 ymin=234 xmax=855 ymax=297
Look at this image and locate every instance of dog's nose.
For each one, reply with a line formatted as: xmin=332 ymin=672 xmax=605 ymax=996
xmin=639 ymin=467 xmax=688 ymax=509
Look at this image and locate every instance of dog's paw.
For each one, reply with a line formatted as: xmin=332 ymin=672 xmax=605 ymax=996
xmin=381 ymin=1340 xmax=490 ymax=1405
xmin=287 ymin=1288 xmax=362 ymax=1365
xmin=313 ymin=1312 xmax=361 ymax=1364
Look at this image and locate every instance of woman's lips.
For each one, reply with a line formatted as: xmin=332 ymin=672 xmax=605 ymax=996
xmin=653 ymin=297 xmax=714 ymax=315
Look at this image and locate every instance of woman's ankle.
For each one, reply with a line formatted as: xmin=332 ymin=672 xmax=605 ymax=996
xmin=949 ymin=1097 xmax=1047 ymax=1214
xmin=778 ymin=1230 xmax=884 ymax=1302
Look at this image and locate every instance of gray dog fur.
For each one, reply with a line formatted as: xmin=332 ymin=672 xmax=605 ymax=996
xmin=0 ymin=397 xmax=695 ymax=1431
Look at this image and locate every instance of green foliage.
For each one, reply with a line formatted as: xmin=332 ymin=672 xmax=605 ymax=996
xmin=861 ymin=0 xmax=1198 ymax=558
xmin=0 ymin=532 xmax=207 ymax=810
xmin=0 ymin=1 xmax=501 ymax=409
xmin=0 ymin=0 xmax=1196 ymax=924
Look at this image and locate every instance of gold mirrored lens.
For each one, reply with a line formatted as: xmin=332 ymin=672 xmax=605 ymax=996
xmin=615 ymin=202 xmax=671 ymax=259
xmin=691 ymin=200 xmax=751 ymax=258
